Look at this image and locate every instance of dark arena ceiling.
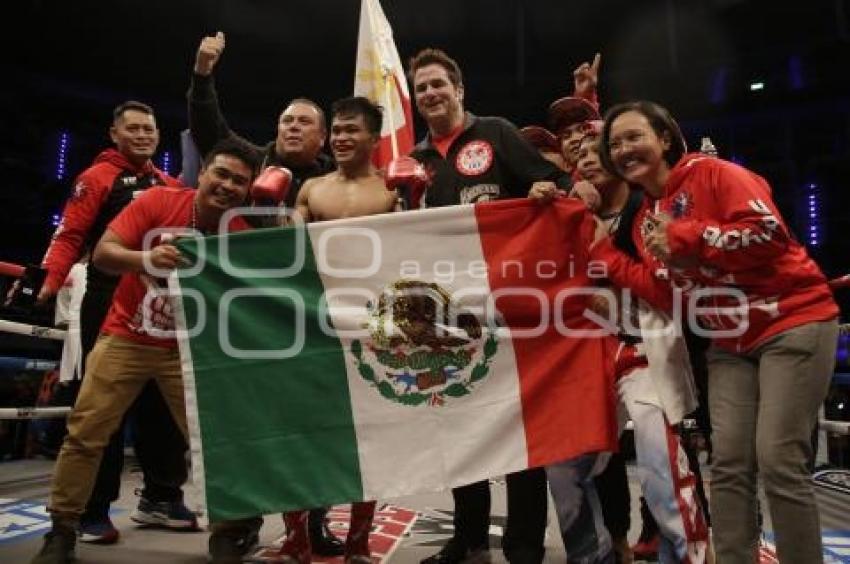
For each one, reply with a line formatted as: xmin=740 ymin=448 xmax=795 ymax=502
xmin=3 ymin=0 xmax=850 ymax=282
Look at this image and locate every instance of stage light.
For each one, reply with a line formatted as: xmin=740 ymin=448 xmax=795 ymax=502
xmin=160 ymin=150 xmax=172 ymax=175
xmin=56 ymin=131 xmax=70 ymax=180
xmin=806 ymin=183 xmax=821 ymax=247
xmin=749 ymin=82 xmax=764 ymax=91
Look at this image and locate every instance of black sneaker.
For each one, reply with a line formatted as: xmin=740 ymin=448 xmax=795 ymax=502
xmin=131 ymin=496 xmax=199 ymax=530
xmin=30 ymin=525 xmax=77 ymax=564
xmin=79 ymin=514 xmax=119 ymax=544
xmin=208 ymin=529 xmax=260 ymax=564
xmin=421 ymin=538 xmax=491 ymax=564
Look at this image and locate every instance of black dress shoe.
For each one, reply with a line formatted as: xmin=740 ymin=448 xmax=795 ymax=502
xmin=208 ymin=528 xmax=259 ymax=564
xmin=421 ymin=538 xmax=491 ymax=564
xmin=309 ymin=521 xmax=345 ymax=557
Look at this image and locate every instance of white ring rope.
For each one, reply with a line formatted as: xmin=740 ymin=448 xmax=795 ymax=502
xmin=0 ymin=406 xmax=72 ymax=420
xmin=820 ymin=418 xmax=850 ymax=436
xmin=0 ymin=319 xmax=67 ymax=341
xmin=0 ymin=313 xmax=69 ymax=420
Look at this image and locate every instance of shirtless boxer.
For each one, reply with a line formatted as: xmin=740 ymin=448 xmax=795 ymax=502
xmin=294 ymin=99 xmax=396 ymax=221
xmin=281 ymin=96 xmax=394 ymax=564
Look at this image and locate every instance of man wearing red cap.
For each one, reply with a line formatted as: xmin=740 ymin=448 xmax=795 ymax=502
xmin=548 ymin=96 xmax=602 ymax=176
xmin=548 ymin=53 xmax=604 ymax=177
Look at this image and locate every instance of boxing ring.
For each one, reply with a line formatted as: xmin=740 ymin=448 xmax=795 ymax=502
xmin=0 ymin=261 xmax=71 ymax=428
xmin=0 ymin=260 xmax=849 ymax=562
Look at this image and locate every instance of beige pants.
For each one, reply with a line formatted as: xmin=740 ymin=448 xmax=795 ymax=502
xmin=707 ymin=319 xmax=838 ymax=564
xmin=48 ymin=335 xmax=187 ymax=517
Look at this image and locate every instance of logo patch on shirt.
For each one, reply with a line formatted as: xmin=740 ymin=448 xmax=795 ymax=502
xmin=639 ymin=212 xmax=660 ymax=242
xmin=455 ymin=141 xmax=494 ymax=176
xmin=70 ymin=181 xmax=87 ymax=200
xmin=671 ymin=191 xmax=693 ymax=218
xmin=459 ymin=184 xmax=500 ymax=204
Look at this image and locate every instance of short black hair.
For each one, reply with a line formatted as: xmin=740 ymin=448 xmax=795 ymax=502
xmin=284 ymin=97 xmax=327 ymax=132
xmin=599 ymin=101 xmax=687 ymax=180
xmin=113 ymin=100 xmax=154 ymax=122
xmin=331 ymin=96 xmax=383 ymax=136
xmin=408 ymin=48 xmax=463 ymax=87
xmin=203 ymin=139 xmax=260 ymax=173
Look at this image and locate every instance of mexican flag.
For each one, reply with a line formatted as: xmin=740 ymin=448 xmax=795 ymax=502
xmin=171 ymin=199 xmax=616 ymax=522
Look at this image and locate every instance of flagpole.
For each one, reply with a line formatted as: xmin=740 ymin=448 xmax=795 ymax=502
xmin=384 ymin=73 xmax=399 ymax=159
xmin=365 ymin=0 xmax=400 ymax=161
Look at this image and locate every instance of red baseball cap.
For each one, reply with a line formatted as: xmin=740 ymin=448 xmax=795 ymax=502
xmin=580 ymin=119 xmax=604 ymax=138
xmin=519 ymin=125 xmax=560 ymax=152
xmin=547 ymin=97 xmax=601 ymax=135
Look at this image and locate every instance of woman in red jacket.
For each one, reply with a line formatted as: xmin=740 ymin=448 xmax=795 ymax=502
xmin=591 ymin=100 xmax=838 ymax=564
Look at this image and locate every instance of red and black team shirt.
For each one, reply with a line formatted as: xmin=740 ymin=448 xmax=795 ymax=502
xmin=41 ymin=148 xmax=182 ymax=293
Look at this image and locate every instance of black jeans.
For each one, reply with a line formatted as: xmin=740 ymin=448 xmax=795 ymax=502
xmin=593 ymin=450 xmax=631 ymax=541
xmin=77 ymin=285 xmax=187 ymax=517
xmin=451 ymin=467 xmax=547 ymax=563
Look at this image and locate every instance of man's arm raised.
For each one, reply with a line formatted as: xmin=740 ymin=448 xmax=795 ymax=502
xmin=194 ymin=31 xmax=225 ymax=77
xmin=187 ymin=31 xmax=260 ymax=157
xmin=573 ymin=52 xmax=601 ymax=108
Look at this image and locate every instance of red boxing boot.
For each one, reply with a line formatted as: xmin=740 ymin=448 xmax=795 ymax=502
xmin=345 ymin=501 xmax=377 ymax=563
xmin=279 ymin=510 xmax=311 ymax=564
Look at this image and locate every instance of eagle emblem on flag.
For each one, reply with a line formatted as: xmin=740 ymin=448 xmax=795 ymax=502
xmin=352 ymin=280 xmax=498 ymax=406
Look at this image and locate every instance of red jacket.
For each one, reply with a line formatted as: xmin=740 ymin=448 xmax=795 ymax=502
xmin=592 ymin=153 xmax=837 ymax=353
xmin=41 ymin=149 xmax=181 ymax=293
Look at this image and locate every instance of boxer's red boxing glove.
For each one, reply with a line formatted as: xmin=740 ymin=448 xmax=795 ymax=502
xmin=251 ymin=166 xmax=293 ymax=206
xmin=386 ymin=157 xmax=428 ymax=191
xmin=386 ymin=157 xmax=429 ymax=209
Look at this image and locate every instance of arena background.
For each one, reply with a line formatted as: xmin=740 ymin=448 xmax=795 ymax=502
xmin=1 ymin=2 xmax=850 ymax=560
xmin=3 ymin=0 xmax=850 ymax=304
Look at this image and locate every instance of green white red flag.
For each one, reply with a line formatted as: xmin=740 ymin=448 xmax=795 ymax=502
xmin=172 ymin=199 xmax=616 ymax=521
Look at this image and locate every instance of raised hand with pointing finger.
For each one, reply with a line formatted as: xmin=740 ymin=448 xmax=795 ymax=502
xmin=573 ymin=52 xmax=601 ymax=100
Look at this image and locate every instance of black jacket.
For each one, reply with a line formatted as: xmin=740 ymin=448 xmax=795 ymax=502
xmin=410 ymin=113 xmax=572 ymax=208
xmin=187 ymin=72 xmax=335 ymax=208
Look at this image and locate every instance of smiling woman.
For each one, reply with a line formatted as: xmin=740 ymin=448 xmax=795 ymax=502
xmin=598 ymin=101 xmax=686 ymax=199
xmin=594 ymin=100 xmax=840 ymax=564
